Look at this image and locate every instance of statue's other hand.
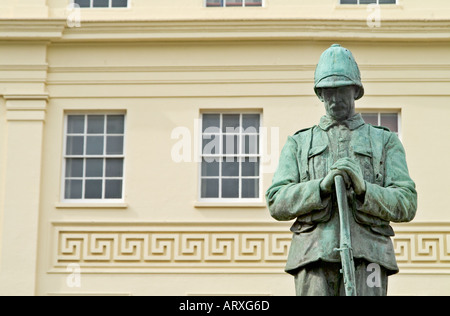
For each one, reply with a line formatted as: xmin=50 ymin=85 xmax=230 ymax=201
xmin=331 ymin=157 xmax=366 ymax=195
xmin=319 ymin=168 xmax=351 ymax=195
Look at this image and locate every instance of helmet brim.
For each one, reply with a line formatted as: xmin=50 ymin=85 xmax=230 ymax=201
xmin=314 ymin=75 xmax=364 ymax=100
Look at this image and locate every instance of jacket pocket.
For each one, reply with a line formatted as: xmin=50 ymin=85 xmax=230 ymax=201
xmin=290 ymin=221 xmax=316 ymax=234
xmin=352 ymin=208 xmax=395 ymax=237
xmin=353 ymin=145 xmax=375 ymax=183
xmin=370 ymin=225 xmax=395 ymax=237
xmin=353 ymin=146 xmax=372 ymax=158
xmin=295 ymin=201 xmax=332 ymax=227
xmin=308 ymin=144 xmax=328 ymax=180
xmin=308 ymin=144 xmax=328 ymax=159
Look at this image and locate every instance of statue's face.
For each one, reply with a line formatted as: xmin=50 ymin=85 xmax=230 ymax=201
xmin=320 ymin=85 xmax=357 ymax=121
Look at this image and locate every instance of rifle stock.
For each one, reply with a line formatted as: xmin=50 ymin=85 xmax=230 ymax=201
xmin=334 ymin=175 xmax=357 ymax=296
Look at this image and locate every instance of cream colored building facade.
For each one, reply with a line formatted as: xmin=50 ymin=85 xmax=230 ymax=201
xmin=0 ymin=0 xmax=450 ymax=296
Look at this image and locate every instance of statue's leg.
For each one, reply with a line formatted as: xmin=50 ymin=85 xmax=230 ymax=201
xmin=337 ymin=259 xmax=388 ymax=296
xmin=294 ymin=260 xmax=341 ymax=296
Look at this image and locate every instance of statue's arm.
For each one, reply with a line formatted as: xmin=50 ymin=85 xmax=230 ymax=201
xmin=265 ymin=136 xmax=329 ymax=221
xmin=356 ymin=133 xmax=417 ymax=223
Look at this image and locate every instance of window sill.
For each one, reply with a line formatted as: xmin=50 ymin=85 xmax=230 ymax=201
xmin=334 ymin=4 xmax=403 ymax=10
xmin=55 ymin=202 xmax=128 ymax=209
xmin=194 ymin=201 xmax=267 ymax=208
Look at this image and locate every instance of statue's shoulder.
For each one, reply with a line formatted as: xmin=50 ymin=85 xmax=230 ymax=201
xmin=369 ymin=124 xmax=391 ymax=133
xmin=293 ymin=126 xmax=316 ymax=136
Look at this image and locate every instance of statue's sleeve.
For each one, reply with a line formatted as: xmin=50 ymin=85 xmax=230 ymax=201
xmin=265 ymin=136 xmax=329 ymax=221
xmin=356 ymin=133 xmax=417 ymax=223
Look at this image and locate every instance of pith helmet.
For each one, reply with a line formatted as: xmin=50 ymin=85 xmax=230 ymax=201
xmin=314 ymin=44 xmax=364 ymax=100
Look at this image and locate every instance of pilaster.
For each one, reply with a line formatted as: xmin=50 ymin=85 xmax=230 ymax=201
xmin=0 ymin=93 xmax=48 ymax=295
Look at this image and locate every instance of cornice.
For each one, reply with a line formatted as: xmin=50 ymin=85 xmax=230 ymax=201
xmin=1 ymin=18 xmax=450 ymax=42
xmin=59 ymin=19 xmax=450 ymax=42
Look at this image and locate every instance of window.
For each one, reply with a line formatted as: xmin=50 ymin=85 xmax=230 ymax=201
xmin=359 ymin=112 xmax=400 ymax=135
xmin=74 ymin=0 xmax=128 ymax=8
xmin=63 ymin=114 xmax=125 ymax=202
xmin=200 ymin=113 xmax=261 ymax=200
xmin=205 ymin=0 xmax=263 ymax=8
xmin=340 ymin=0 xmax=396 ymax=4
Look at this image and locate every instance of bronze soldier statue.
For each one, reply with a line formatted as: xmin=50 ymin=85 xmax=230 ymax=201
xmin=266 ymin=44 xmax=417 ymax=296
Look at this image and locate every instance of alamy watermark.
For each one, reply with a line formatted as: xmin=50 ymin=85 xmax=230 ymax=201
xmin=366 ymin=262 xmax=381 ymax=288
xmin=66 ymin=3 xmax=81 ymax=28
xmin=366 ymin=4 xmax=382 ymax=28
xmin=66 ymin=263 xmax=81 ymax=288
xmin=171 ymin=119 xmax=280 ymax=174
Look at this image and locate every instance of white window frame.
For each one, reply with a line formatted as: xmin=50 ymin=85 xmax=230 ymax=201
xmin=358 ymin=110 xmax=401 ymax=139
xmin=339 ymin=0 xmax=397 ymax=5
xmin=73 ymin=0 xmax=130 ymax=9
xmin=61 ymin=112 xmax=126 ymax=204
xmin=199 ymin=112 xmax=263 ymax=203
xmin=204 ymin=0 xmax=264 ymax=8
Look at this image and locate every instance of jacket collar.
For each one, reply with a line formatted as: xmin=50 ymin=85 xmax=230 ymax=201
xmin=319 ymin=113 xmax=365 ymax=131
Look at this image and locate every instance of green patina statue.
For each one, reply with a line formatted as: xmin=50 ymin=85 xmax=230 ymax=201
xmin=266 ymin=44 xmax=417 ymax=296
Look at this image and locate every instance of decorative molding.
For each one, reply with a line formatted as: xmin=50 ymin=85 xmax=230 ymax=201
xmin=50 ymin=221 xmax=450 ymax=275
xmin=50 ymin=221 xmax=292 ymax=274
xmin=45 ymin=64 xmax=450 ymax=87
xmin=0 ymin=19 xmax=65 ymax=40
xmin=392 ymin=222 xmax=450 ymax=274
xmin=1 ymin=19 xmax=449 ymax=42
xmin=59 ymin=19 xmax=450 ymax=42
xmin=47 ymin=64 xmax=450 ymax=73
xmin=3 ymin=93 xmax=48 ymax=121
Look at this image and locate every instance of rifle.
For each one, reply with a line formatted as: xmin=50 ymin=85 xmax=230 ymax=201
xmin=334 ymin=175 xmax=357 ymax=296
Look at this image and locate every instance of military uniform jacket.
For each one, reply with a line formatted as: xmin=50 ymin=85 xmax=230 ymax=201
xmin=266 ymin=114 xmax=417 ymax=275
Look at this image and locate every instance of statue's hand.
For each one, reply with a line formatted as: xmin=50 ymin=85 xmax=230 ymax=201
xmin=331 ymin=157 xmax=366 ymax=196
xmin=320 ymin=168 xmax=351 ymax=194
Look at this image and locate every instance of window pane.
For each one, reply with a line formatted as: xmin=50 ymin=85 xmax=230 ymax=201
xmin=360 ymin=0 xmax=376 ymax=4
xmin=201 ymin=179 xmax=219 ymax=198
xmin=222 ymin=114 xmax=240 ymax=133
xmin=242 ymin=157 xmax=259 ymax=177
xmin=245 ymin=0 xmax=262 ymax=6
xmin=106 ymin=136 xmax=124 ymax=155
xmin=112 ymin=0 xmax=128 ymax=7
xmin=202 ymin=134 xmax=220 ymax=155
xmin=107 ymin=115 xmax=125 ymax=134
xmin=105 ymin=180 xmax=122 ymax=198
xmin=85 ymin=180 xmax=102 ymax=199
xmin=242 ymin=134 xmax=259 ymax=154
xmin=241 ymin=179 xmax=259 ymax=198
xmin=75 ymin=0 xmax=91 ymax=8
xmin=222 ymin=179 xmax=239 ymax=198
xmin=65 ymin=180 xmax=82 ymax=199
xmin=93 ymin=0 xmax=109 ymax=7
xmin=67 ymin=115 xmax=85 ymax=134
xmin=85 ymin=158 xmax=103 ymax=177
xmin=380 ymin=113 xmax=398 ymax=133
xmin=86 ymin=136 xmax=104 ymax=155
xmin=66 ymin=136 xmax=84 ymax=155
xmin=105 ymin=158 xmax=124 ymax=177
xmin=242 ymin=114 xmax=260 ymax=133
xmin=226 ymin=0 xmax=243 ymax=7
xmin=65 ymin=158 xmax=83 ymax=178
xmin=206 ymin=0 xmax=223 ymax=7
xmin=223 ymin=135 xmax=239 ymax=155
xmin=222 ymin=158 xmax=239 ymax=177
xmin=340 ymin=0 xmax=357 ymax=3
xmin=201 ymin=158 xmax=219 ymax=177
xmin=361 ymin=113 xmax=378 ymax=126
xmin=379 ymin=0 xmax=396 ymax=3
xmin=202 ymin=114 xmax=220 ymax=133
xmin=87 ymin=115 xmax=105 ymax=134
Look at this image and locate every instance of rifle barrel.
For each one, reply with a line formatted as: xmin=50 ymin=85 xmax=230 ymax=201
xmin=334 ymin=175 xmax=357 ymax=296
